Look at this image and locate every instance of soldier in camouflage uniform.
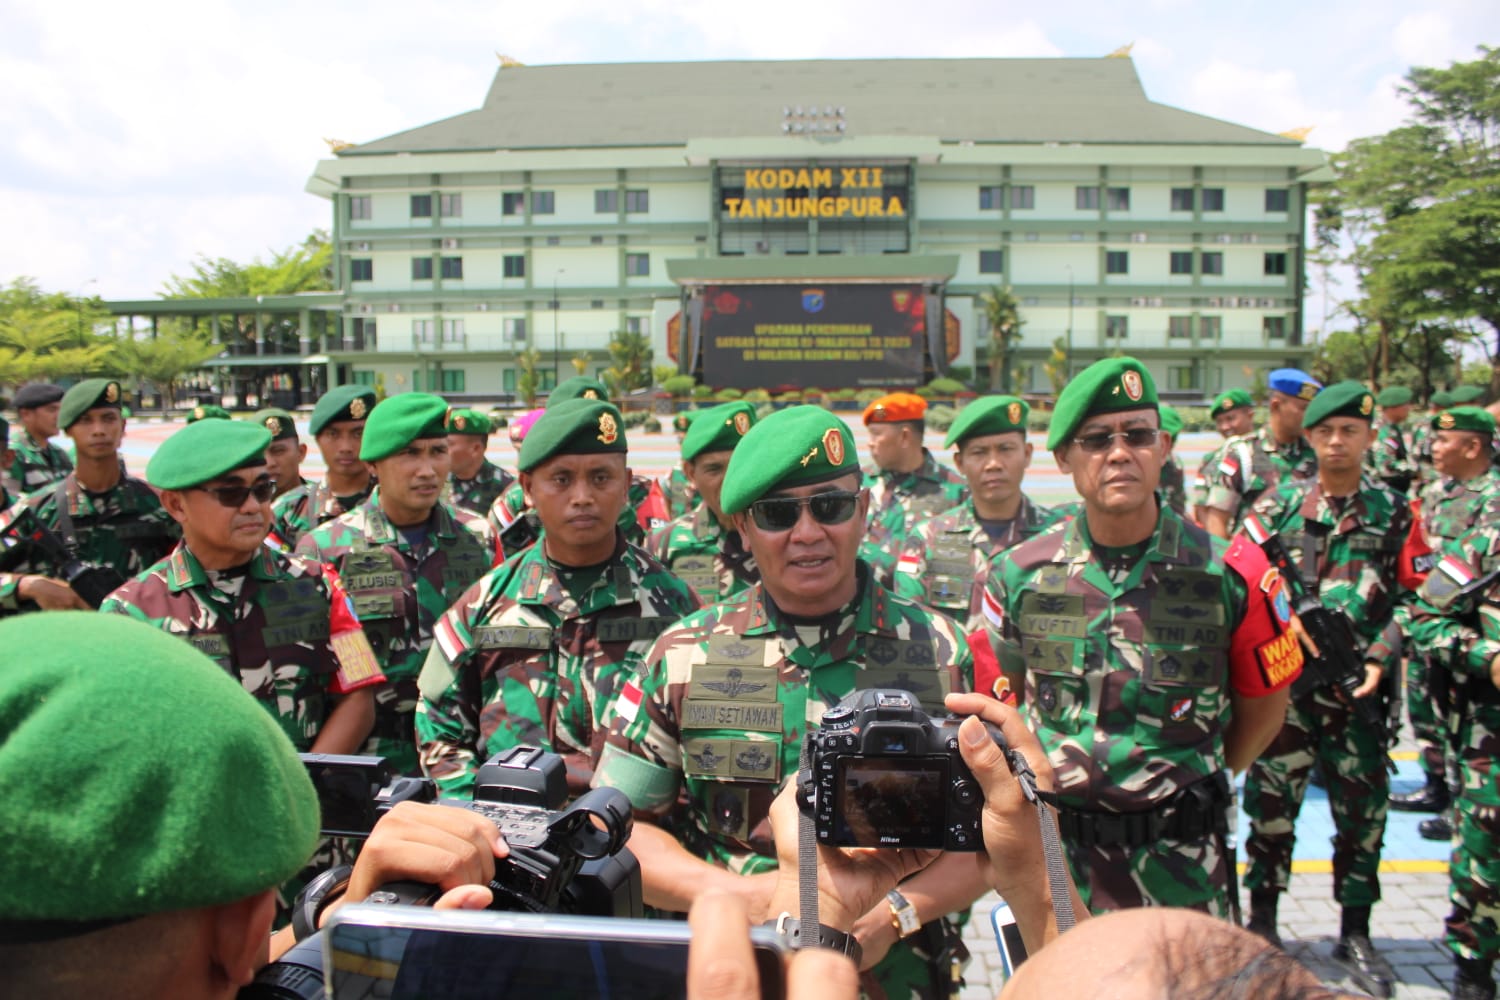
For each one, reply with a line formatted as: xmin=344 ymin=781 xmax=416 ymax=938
xmin=983 ymin=358 xmax=1301 ymax=921
xmin=596 ymin=405 xmax=981 ymax=999
xmin=859 ymin=392 xmax=968 ymax=589
xmin=101 ymin=419 xmax=384 ymax=754
xmin=251 ymin=407 xmax=310 ymax=501
xmin=1412 ymin=390 xmax=1455 ymax=491
xmin=297 ymin=393 xmax=498 ymax=776
xmin=1190 ymin=389 xmax=1257 ymax=523
xmin=0 ymin=380 xmax=177 ymax=613
xmin=417 ymin=399 xmax=700 ymax=797
xmin=1405 ymin=507 xmax=1500 ymax=1000
xmin=1239 ymin=381 xmax=1410 ymax=998
xmin=269 ymin=385 xmax=378 ymax=549
xmin=1204 ymin=368 xmax=1321 ymax=538
xmin=1157 ymin=404 xmax=1189 ymax=517
xmin=893 ymin=395 xmax=1059 ymax=635
xmin=445 ymin=408 xmax=515 ymax=514
xmin=0 ymin=417 xmax=13 ymax=514
xmin=662 ymin=410 xmax=703 ymax=519
xmin=1365 ymin=386 xmax=1418 ymax=496
xmin=646 ymin=401 xmax=760 ymax=605
xmin=5 ymin=382 xmax=71 ymax=497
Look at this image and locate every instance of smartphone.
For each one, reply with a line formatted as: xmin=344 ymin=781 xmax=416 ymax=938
xmin=990 ymin=901 xmax=1028 ymax=977
xmin=324 ymin=903 xmax=787 ymax=1000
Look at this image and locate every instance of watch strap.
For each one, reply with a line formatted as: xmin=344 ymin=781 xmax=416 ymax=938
xmin=291 ymin=863 xmax=354 ymax=942
xmin=768 ymin=912 xmax=863 ymax=967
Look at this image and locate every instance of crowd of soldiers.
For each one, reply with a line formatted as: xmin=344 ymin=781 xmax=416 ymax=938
xmin=1 ymin=361 xmax=1498 ymax=1000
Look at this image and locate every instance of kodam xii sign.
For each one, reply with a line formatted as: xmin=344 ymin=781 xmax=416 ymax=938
xmin=723 ymin=166 xmax=907 ymax=220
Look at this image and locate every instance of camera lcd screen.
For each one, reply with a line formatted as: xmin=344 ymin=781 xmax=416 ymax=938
xmin=303 ymin=758 xmax=386 ymax=837
xmin=832 ymin=757 xmax=948 ymax=848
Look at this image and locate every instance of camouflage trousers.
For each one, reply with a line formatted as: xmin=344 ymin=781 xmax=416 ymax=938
xmin=366 ymin=682 xmax=422 ymax=777
xmin=1065 ymin=834 xmax=1231 ymax=917
xmin=1243 ymin=687 xmax=1389 ymax=907
xmin=861 ymin=926 xmax=967 ymax=1000
xmin=1406 ymin=653 xmax=1450 ymax=780
xmin=1446 ymin=710 xmax=1500 ymax=963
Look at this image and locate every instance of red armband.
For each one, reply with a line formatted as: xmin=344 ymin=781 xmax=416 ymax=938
xmin=323 ymin=563 xmax=386 ymax=694
xmin=1397 ymin=498 xmax=1432 ymax=591
xmin=1224 ymin=534 xmax=1303 ymax=696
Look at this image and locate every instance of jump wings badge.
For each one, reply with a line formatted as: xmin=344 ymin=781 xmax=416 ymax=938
xmin=701 ymin=667 xmax=768 ymax=699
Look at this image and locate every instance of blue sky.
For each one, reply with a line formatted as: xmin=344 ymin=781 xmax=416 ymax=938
xmin=1 ymin=0 xmax=1494 ymax=331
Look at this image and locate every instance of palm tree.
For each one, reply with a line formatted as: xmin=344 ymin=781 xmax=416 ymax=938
xmin=978 ymin=285 xmax=1024 ymax=392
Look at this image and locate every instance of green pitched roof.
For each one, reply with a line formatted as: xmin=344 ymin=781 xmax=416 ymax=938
xmin=346 ymin=58 xmax=1304 ymax=155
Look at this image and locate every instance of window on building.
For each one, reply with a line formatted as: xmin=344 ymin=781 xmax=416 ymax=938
xmin=1201 ymin=252 xmax=1224 ymax=276
xmin=978 ymin=186 xmax=1003 ymax=210
xmin=626 ymin=316 xmax=644 ymax=334
xmin=1265 ymin=188 xmax=1291 ymax=213
xmin=1264 ymin=252 xmax=1288 ymax=276
xmin=350 ymin=317 xmax=377 ymax=349
xmin=412 ymin=257 xmax=434 ymax=280
xmin=350 ymin=259 xmax=373 ymax=282
xmin=1264 ymin=316 xmax=1287 ymax=339
xmin=978 ymin=249 xmax=1004 ymax=274
xmin=503 ymin=255 xmax=526 ymax=278
xmin=1168 ymin=366 xmax=1199 ymax=391
xmin=1105 ymin=251 xmax=1129 ymax=274
xmin=624 ymin=190 xmax=649 ymax=213
xmin=413 ymin=319 xmax=434 ymax=343
xmin=591 ymin=235 xmax=606 ymax=245
xmin=350 ymin=370 xmax=375 ymax=386
xmin=625 ymin=253 xmax=650 ymax=276
xmin=595 ymin=189 xmax=619 ymax=213
xmin=348 ymin=196 xmax=371 ymax=221
xmin=1169 ymin=251 xmax=1194 ymax=275
xmin=545 ymin=235 xmax=561 ymax=247
xmin=1010 ymin=186 xmax=1035 ymax=210
xmin=531 ymin=191 xmax=555 ymax=215
xmin=591 ymin=300 xmax=605 ymax=309
xmin=440 ymin=369 xmax=465 ymax=392
xmin=1105 ymin=315 xmax=1128 ymax=339
xmin=1075 ymin=186 xmax=1100 ymax=210
xmin=442 ymin=319 xmax=463 ymax=343
xmin=1200 ymin=316 xmax=1222 ymax=340
xmin=1170 ymin=188 xmax=1195 ymax=212
xmin=504 ymin=317 xmax=527 ymax=340
xmin=439 ymin=194 xmax=462 ymax=218
xmin=1168 ymin=315 xmax=1193 ymax=338
xmin=411 ymin=195 xmax=433 ymax=218
xmin=502 ymin=192 xmax=525 ymax=216
xmin=1106 ymin=187 xmax=1130 ymax=211
xmin=1023 ymin=232 xmax=1040 ymax=241
xmin=503 ymin=368 xmax=518 ymax=392
xmin=440 ymin=257 xmax=463 ymax=280
xmin=1202 ymin=188 xmax=1225 ymax=212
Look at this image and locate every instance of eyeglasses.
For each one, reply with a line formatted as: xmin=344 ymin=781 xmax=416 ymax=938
xmin=194 ymin=479 xmax=277 ymax=508
xmin=1072 ymin=429 xmax=1160 ymax=453
xmin=748 ymin=490 xmax=861 ymax=532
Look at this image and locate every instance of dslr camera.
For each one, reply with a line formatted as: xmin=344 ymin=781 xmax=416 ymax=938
xmin=805 ymin=689 xmax=1002 ymax=851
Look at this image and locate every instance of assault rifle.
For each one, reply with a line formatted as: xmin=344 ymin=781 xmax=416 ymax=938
xmin=0 ymin=509 xmax=125 ymax=609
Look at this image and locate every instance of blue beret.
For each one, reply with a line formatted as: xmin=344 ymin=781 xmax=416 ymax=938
xmin=1268 ymin=368 xmax=1321 ymax=401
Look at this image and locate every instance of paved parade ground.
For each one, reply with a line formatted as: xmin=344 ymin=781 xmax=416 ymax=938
xmin=112 ymin=412 xmax=1458 ymax=998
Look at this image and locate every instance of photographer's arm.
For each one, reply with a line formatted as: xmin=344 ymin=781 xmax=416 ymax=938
xmin=848 ymin=853 xmax=985 ymax=970
xmin=629 ymin=820 xmax=780 ymax=919
xmin=13 ymin=574 xmax=88 ymax=610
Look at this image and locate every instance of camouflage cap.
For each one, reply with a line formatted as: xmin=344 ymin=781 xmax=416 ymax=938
xmin=1212 ymin=389 xmax=1254 ymax=416
xmin=519 ymin=398 xmax=628 ymax=472
xmin=721 ymin=405 xmax=858 ymax=514
xmin=58 ymin=378 xmax=123 ymax=430
xmin=186 ymin=403 xmax=231 ymax=424
xmin=1158 ymin=404 xmax=1184 ymax=438
xmin=1375 ymin=386 xmax=1413 ymax=407
xmin=944 ymin=395 xmax=1028 ymax=448
xmin=12 ymin=382 xmax=64 ymax=410
xmin=148 ymin=420 xmax=272 ymax=490
xmin=0 ymin=612 xmax=318 ymax=923
xmin=682 ymin=401 xmax=757 ymax=461
xmin=447 ymin=408 xmax=493 ymax=437
xmin=251 ymin=407 xmax=298 ymax=441
xmin=1433 ymin=405 xmax=1496 ymax=437
xmin=547 ymin=376 xmax=611 ymax=408
xmin=1303 ymin=380 xmax=1375 ymax=428
xmin=359 ymin=393 xmax=451 ymax=462
xmin=310 ymin=384 xmax=377 ymax=435
xmin=1450 ymin=385 xmax=1485 ymax=405
xmin=1431 ymin=390 xmax=1456 ymax=409
xmin=1268 ymin=368 xmax=1322 ymax=401
xmin=1046 ymin=357 xmax=1158 ymax=451
xmin=862 ymin=391 xmax=927 ymax=426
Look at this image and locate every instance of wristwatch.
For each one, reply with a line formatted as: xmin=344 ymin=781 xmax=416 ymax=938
xmin=766 ymin=912 xmax=864 ymax=966
xmin=886 ymin=889 xmax=922 ymax=939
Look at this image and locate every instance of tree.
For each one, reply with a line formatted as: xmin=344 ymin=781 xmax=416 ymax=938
xmin=516 ymin=349 xmax=544 ymax=407
xmin=603 ymin=330 xmax=653 ymax=395
xmin=978 ymin=285 xmax=1024 ymax=391
xmin=109 ymin=325 xmax=223 ymax=410
xmin=571 ymin=353 xmax=591 ymax=376
xmin=1042 ymin=337 xmax=1070 ymax=399
xmin=0 ymin=278 xmax=116 ymax=389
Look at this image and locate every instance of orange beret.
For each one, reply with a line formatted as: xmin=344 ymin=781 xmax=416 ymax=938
xmin=862 ymin=392 xmax=927 ymax=425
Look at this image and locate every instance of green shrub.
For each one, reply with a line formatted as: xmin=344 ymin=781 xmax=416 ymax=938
xmin=854 ymin=388 xmax=884 ymax=404
xmin=661 ymin=374 xmax=697 ymax=397
xmin=715 ymin=387 xmax=744 ymax=401
xmin=926 ymin=377 xmax=967 ymax=395
xmin=926 ymin=404 xmax=957 ymax=431
xmin=743 ymin=388 xmax=771 ymax=403
xmin=830 ymin=388 xmax=857 ymax=401
xmin=643 ymin=416 xmax=662 ymax=433
xmin=775 ymin=390 xmax=803 ymax=403
xmin=691 ymin=384 xmax=715 ymax=400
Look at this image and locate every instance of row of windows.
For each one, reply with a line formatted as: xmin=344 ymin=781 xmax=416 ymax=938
xmin=348 ymin=254 xmax=651 ymax=282
xmin=342 ymin=316 xmax=646 ymax=344
xmin=348 ymin=190 xmax=653 ymax=221
xmin=1100 ymin=315 xmax=1290 ymax=340
xmin=977 ymin=250 xmax=1290 ymax=276
xmin=978 ymin=186 xmax=1291 ymax=213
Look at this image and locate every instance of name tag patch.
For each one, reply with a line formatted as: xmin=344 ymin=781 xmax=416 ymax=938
xmin=681 ymin=700 xmax=785 ymax=733
xmin=474 ymin=625 xmax=553 ymax=650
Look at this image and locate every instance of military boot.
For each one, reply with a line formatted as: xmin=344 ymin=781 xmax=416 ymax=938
xmin=1421 ymin=811 xmax=1455 ymax=841
xmin=1245 ymin=890 xmax=1282 ymax=949
xmin=1390 ymin=771 xmax=1450 ymax=812
xmin=1452 ymin=957 xmax=1495 ymax=1000
xmin=1332 ymin=908 xmax=1395 ymax=998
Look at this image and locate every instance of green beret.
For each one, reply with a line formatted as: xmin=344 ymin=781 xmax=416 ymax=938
xmin=1212 ymin=389 xmax=1254 ymax=416
xmin=1375 ymin=386 xmax=1413 ymax=407
xmin=683 ymin=402 xmax=757 ymax=461
xmin=58 ymin=378 xmax=123 ymax=430
xmin=186 ymin=403 xmax=231 ymax=423
xmin=310 ymin=384 xmax=377 ymax=434
xmin=1303 ymin=380 xmax=1375 ymax=428
xmin=359 ymin=393 xmax=451 ymax=462
xmin=1046 ymin=357 xmax=1158 ymax=450
xmin=0 ymin=612 xmax=318 ymax=922
xmin=944 ymin=396 xmax=1029 ymax=448
xmin=672 ymin=411 xmax=695 ymax=434
xmin=721 ymin=405 xmax=858 ymax=514
xmin=251 ymin=407 xmax=298 ymax=441
xmin=148 ymin=421 xmax=272 ymax=490
xmin=519 ymin=399 xmax=628 ymax=472
xmin=1432 ymin=390 xmax=1456 ymax=409
xmin=1158 ymin=404 xmax=1184 ymax=437
xmin=1433 ymin=405 xmax=1496 ymax=436
xmin=547 ymin=376 xmax=611 ymax=407
xmin=447 ymin=408 xmax=493 ymax=436
xmin=1451 ymin=385 xmax=1485 ymax=405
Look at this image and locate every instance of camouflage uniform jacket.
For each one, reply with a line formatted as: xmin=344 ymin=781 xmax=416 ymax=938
xmin=1191 ymin=441 xmax=1230 ymax=513
xmin=416 ymin=533 xmax=700 ymax=797
xmin=1366 ymin=421 xmax=1417 ymax=494
xmin=1410 ymin=420 xmax=1437 ymax=489
xmin=0 ymin=473 xmax=178 ymax=612
xmin=1160 ymin=456 xmax=1188 ymax=517
xmin=860 ymin=449 xmax=969 ymax=587
xmin=662 ymin=466 xmax=700 ymax=520
xmin=644 ymin=504 xmax=759 ymax=604
xmin=1419 ymin=468 xmax=1500 ymax=553
xmin=982 ymin=507 xmax=1301 ymax=813
xmin=448 ymin=459 xmax=515 ymax=516
xmin=893 ymin=496 xmax=1060 ymax=631
xmin=100 ymin=542 xmax=387 ymax=751
xmin=5 ymin=432 xmax=72 ymax=496
xmin=270 ymin=477 xmax=376 ymax=551
xmin=295 ymin=498 xmax=497 ymax=774
xmin=1406 ymin=512 xmax=1500 ymax=706
xmin=488 ymin=476 xmax=654 ymax=555
xmin=1206 ymin=426 xmax=1318 ymax=530
xmin=595 ymin=564 xmax=973 ymax=870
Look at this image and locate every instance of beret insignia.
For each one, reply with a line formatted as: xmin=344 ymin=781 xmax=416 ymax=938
xmin=1439 ymin=412 xmax=1456 ymax=429
xmin=265 ymin=416 xmax=281 ymax=436
xmin=193 ymin=406 xmax=205 ymax=420
xmin=823 ymin=427 xmax=845 ymax=466
xmin=350 ymin=397 xmax=368 ymax=420
xmin=1007 ymin=402 xmax=1023 ymax=425
xmin=105 ymin=382 xmax=120 ymax=403
xmin=872 ymin=404 xmax=886 ymax=420
xmin=455 ymin=415 xmax=467 ymax=431
xmin=584 ymin=389 xmax=599 ymax=400
xmin=1299 ymin=383 xmax=1318 ymax=401
xmin=799 ymin=445 xmax=819 ymax=467
xmin=1360 ymin=395 xmax=1373 ymax=416
xmin=1216 ymin=399 xmax=1230 ymax=414
xmin=598 ymin=411 xmax=619 ymax=444
xmin=733 ymin=411 xmax=750 ymax=435
xmin=1122 ymin=371 xmax=1144 ymax=402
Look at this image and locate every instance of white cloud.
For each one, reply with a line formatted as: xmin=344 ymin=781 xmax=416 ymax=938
xmin=1392 ymin=11 xmax=1462 ymax=69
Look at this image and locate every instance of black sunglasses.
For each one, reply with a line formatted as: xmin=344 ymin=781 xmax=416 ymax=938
xmin=748 ymin=490 xmax=860 ymax=532
xmin=194 ymin=479 xmax=277 ymax=508
xmin=1072 ymin=428 xmax=1160 ymax=453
